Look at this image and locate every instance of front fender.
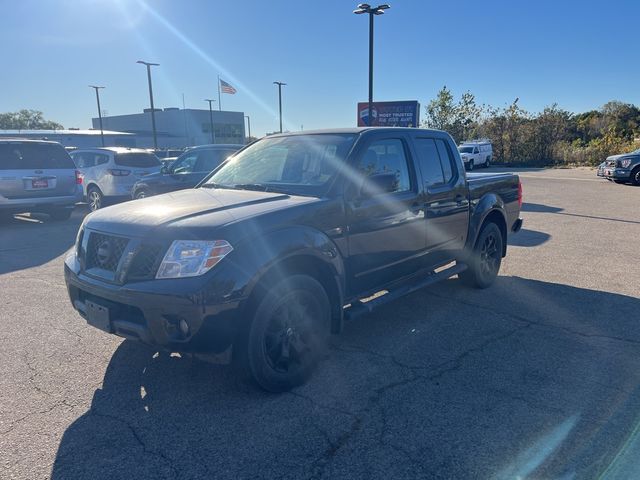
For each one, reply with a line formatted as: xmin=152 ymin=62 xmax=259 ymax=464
xmin=212 ymin=225 xmax=345 ymax=309
xmin=466 ymin=193 xmax=507 ymax=249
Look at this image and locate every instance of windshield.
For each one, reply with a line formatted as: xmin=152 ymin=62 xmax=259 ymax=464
xmin=458 ymin=146 xmax=474 ymax=154
xmin=204 ymin=134 xmax=356 ymax=194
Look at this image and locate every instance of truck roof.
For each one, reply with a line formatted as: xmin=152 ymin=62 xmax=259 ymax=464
xmin=268 ymin=127 xmax=448 ymax=137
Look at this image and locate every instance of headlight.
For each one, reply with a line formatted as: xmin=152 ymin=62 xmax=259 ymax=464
xmin=156 ymin=240 xmax=233 ymax=279
xmin=618 ymin=158 xmax=632 ymax=168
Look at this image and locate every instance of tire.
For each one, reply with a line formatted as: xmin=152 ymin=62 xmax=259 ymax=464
xmin=484 ymin=157 xmax=490 ymax=168
xmin=48 ymin=207 xmax=73 ymax=221
xmin=460 ymin=222 xmax=503 ymax=289
xmin=236 ymin=274 xmax=331 ymax=392
xmin=631 ymin=167 xmax=640 ymax=186
xmin=134 ymin=189 xmax=148 ymax=200
xmin=467 ymin=160 xmax=474 ymax=171
xmin=87 ymin=186 xmax=103 ymax=211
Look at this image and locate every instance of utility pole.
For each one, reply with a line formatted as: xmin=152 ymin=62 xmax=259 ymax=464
xmin=353 ymin=3 xmax=391 ymax=126
xmin=89 ymin=85 xmax=105 ymax=146
xmin=205 ymin=99 xmax=216 ymax=144
xmin=137 ymin=60 xmax=160 ymax=149
xmin=245 ymin=115 xmax=251 ymax=141
xmin=273 ymin=81 xmax=286 ymax=133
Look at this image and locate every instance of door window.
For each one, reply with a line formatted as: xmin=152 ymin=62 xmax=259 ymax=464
xmin=356 ymin=139 xmax=411 ymax=194
xmin=171 ymin=153 xmax=199 ymax=174
xmin=195 ymin=149 xmax=235 ymax=172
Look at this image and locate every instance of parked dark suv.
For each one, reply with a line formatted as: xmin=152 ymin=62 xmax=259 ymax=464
xmin=0 ymin=139 xmax=82 ymax=220
xmin=131 ymin=144 xmax=243 ymax=199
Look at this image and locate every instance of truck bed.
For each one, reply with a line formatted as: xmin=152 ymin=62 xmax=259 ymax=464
xmin=467 ymin=171 xmax=521 ymax=231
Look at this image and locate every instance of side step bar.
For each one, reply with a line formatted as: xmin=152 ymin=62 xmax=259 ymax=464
xmin=344 ymin=262 xmax=468 ymax=321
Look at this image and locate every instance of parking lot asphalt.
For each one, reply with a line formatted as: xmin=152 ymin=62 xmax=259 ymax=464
xmin=1 ymin=167 xmax=639 ymax=480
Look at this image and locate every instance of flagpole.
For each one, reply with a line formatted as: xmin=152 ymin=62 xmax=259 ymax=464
xmin=217 ymin=75 xmax=222 ymax=111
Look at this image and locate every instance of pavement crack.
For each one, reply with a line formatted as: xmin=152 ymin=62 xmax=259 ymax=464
xmin=88 ymin=408 xmax=179 ymax=479
xmin=426 ymin=291 xmax=640 ymax=347
xmin=426 ymin=324 xmax=531 ymax=382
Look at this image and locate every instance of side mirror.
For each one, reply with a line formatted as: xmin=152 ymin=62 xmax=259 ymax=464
xmin=161 ymin=165 xmax=168 ymax=174
xmin=358 ymin=172 xmax=398 ymax=198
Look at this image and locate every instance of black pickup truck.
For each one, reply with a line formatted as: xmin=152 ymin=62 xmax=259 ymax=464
xmin=65 ymin=128 xmax=522 ymax=391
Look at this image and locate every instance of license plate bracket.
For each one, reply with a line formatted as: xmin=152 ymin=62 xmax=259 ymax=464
xmin=32 ymin=179 xmax=48 ymax=188
xmin=85 ymin=300 xmax=111 ymax=332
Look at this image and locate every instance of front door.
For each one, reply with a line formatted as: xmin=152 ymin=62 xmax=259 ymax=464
xmin=345 ymin=136 xmax=426 ymax=294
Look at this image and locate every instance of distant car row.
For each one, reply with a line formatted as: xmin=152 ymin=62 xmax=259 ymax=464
xmin=69 ymin=144 xmax=243 ymax=210
xmin=597 ymin=148 xmax=640 ymax=186
xmin=0 ymin=138 xmax=243 ymax=219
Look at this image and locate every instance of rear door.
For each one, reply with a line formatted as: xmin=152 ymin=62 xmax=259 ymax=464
xmin=0 ymin=142 xmax=76 ymax=199
xmin=411 ymin=135 xmax=469 ymax=253
xmin=345 ymin=134 xmax=426 ymax=293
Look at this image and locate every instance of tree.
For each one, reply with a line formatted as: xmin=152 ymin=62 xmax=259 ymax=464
xmin=423 ymin=87 xmax=482 ymax=142
xmin=0 ymin=110 xmax=63 ymax=130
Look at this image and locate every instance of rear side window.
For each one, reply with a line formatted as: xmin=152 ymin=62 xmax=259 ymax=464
xmin=115 ymin=152 xmax=160 ymax=168
xmin=435 ymin=139 xmax=454 ymax=183
xmin=0 ymin=143 xmax=75 ymax=170
xmin=413 ymin=138 xmax=445 ymax=187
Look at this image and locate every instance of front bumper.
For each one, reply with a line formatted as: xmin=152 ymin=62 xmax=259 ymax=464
xmin=64 ymin=253 xmax=246 ymax=353
xmin=598 ymin=167 xmax=630 ymax=180
xmin=0 ymin=190 xmax=82 ymax=211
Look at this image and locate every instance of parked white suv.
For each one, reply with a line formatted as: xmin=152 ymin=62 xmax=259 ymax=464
xmin=458 ymin=141 xmax=492 ymax=171
xmin=70 ymin=147 xmax=161 ymax=211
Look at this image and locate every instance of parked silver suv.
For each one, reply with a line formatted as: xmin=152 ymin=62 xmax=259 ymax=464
xmin=70 ymin=147 xmax=161 ymax=211
xmin=0 ymin=139 xmax=82 ymax=220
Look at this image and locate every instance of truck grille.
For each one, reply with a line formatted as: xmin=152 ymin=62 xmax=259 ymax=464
xmin=85 ymin=232 xmax=129 ymax=272
xmin=127 ymin=244 xmax=164 ymax=280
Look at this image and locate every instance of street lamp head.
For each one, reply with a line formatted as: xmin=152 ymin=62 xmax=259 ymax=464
xmin=353 ymin=8 xmax=367 ymax=14
xmin=137 ymin=60 xmax=160 ymax=67
xmin=88 ymin=85 xmax=105 ymax=89
xmin=357 ymin=3 xmax=371 ymax=8
xmin=273 ymin=81 xmax=287 ymax=86
xmin=377 ymin=4 xmax=390 ymax=9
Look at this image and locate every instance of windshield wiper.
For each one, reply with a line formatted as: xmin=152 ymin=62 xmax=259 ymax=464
xmin=232 ymin=183 xmax=270 ymax=192
xmin=201 ymin=182 xmax=236 ymax=189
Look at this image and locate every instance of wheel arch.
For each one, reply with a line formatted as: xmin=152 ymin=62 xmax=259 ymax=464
xmin=233 ymin=226 xmax=346 ymax=335
xmin=468 ymin=194 xmax=508 ymax=257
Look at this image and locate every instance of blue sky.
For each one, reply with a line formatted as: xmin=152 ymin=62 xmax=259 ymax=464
xmin=2 ymin=0 xmax=639 ymax=137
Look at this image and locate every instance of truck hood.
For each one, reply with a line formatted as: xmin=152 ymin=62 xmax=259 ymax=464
xmin=84 ymin=187 xmax=319 ymax=237
xmin=606 ymin=153 xmax=638 ymax=162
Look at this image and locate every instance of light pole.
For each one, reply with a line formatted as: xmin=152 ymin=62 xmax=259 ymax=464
xmin=136 ymin=60 xmax=160 ymax=149
xmin=273 ymin=81 xmax=286 ymax=133
xmin=353 ymin=3 xmax=390 ymax=126
xmin=89 ymin=85 xmax=105 ymax=146
xmin=244 ymin=115 xmax=251 ymax=141
xmin=205 ymin=99 xmax=216 ymax=144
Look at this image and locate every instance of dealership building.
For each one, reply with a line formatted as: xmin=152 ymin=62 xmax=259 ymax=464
xmin=93 ymin=108 xmax=246 ymax=148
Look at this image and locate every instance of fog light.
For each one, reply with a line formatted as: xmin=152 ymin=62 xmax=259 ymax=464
xmin=179 ymin=319 xmax=189 ymax=336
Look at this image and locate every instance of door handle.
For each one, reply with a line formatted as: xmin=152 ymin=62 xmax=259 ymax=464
xmin=455 ymin=194 xmax=465 ymax=205
xmin=410 ymin=202 xmax=422 ymax=215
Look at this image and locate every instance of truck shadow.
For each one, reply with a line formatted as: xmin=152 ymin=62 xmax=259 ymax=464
xmin=508 ymin=228 xmax=551 ymax=247
xmin=0 ymin=207 xmax=87 ymax=275
xmin=51 ymin=276 xmax=640 ymax=479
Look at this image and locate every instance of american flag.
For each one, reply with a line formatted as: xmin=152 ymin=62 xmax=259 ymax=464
xmin=220 ymin=79 xmax=237 ymax=94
